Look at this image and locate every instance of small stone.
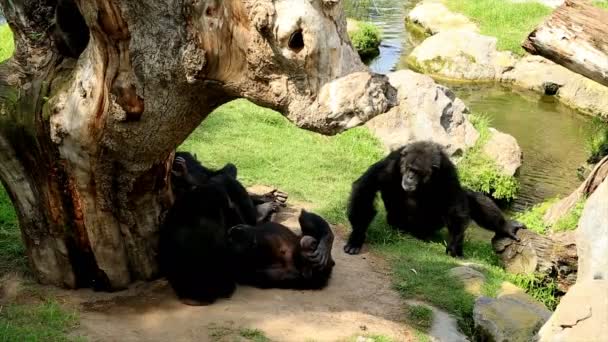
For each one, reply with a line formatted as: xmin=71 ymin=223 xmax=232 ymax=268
xmin=448 ymin=266 xmax=486 ymax=296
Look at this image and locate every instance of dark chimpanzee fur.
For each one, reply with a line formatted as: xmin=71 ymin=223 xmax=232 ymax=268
xmin=52 ymin=0 xmax=90 ymax=58
xmin=159 ymin=152 xmax=334 ymax=305
xmin=229 ymin=209 xmax=335 ymax=289
xmin=344 ymin=141 xmax=523 ymax=257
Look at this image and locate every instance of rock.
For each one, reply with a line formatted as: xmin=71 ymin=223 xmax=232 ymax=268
xmin=346 ymin=18 xmax=381 ymax=58
xmin=365 ymin=70 xmax=479 ymax=155
xmin=576 ymin=178 xmax=608 ymax=282
xmin=448 ymin=266 xmax=486 ymax=296
xmin=474 ymin=284 xmax=552 ymax=342
xmin=501 ymin=55 xmax=608 ymax=119
xmin=407 ymin=0 xmax=478 ymax=35
xmin=406 ymin=300 xmax=470 ymax=342
xmin=482 ymin=128 xmax=523 ymax=176
xmin=538 ymin=280 xmax=608 ymax=341
xmin=408 ymin=30 xmax=517 ymax=82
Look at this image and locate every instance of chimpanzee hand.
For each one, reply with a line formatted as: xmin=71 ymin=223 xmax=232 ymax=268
xmin=301 ymin=236 xmax=332 ymax=270
xmin=261 ymin=189 xmax=288 ymax=207
xmin=171 ymin=156 xmax=188 ymax=177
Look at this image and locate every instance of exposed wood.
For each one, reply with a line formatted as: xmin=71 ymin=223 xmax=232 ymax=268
xmin=492 ymin=229 xmax=578 ymax=293
xmin=523 ymin=0 xmax=608 ymax=87
xmin=0 ymin=0 xmax=396 ymax=290
xmin=543 ymin=156 xmax=608 ymax=226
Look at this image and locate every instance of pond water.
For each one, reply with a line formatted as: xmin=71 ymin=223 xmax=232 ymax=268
xmin=344 ymin=0 xmax=593 ymax=211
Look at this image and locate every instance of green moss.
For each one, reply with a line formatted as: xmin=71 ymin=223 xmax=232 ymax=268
xmin=443 ymin=0 xmax=552 ymax=56
xmin=553 ymin=198 xmax=585 ymax=232
xmin=457 ymin=114 xmax=519 ymax=201
xmin=348 ymin=20 xmax=382 ymax=57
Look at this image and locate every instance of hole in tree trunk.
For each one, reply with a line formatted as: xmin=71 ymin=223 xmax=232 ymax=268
xmin=51 ymin=0 xmax=91 ymax=58
xmin=288 ymin=30 xmax=304 ymax=52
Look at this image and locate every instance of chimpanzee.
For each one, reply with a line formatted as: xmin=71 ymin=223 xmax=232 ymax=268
xmin=159 ymin=152 xmax=334 ymax=305
xmin=344 ymin=141 xmax=524 ymax=257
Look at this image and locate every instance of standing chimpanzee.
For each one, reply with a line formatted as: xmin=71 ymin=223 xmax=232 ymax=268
xmin=159 ymin=153 xmax=335 ymax=305
xmin=344 ymin=141 xmax=523 ymax=257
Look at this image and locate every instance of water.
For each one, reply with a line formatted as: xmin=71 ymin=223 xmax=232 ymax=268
xmin=344 ymin=0 xmax=593 ymax=210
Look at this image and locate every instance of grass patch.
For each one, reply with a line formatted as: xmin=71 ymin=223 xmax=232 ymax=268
xmin=179 ymin=99 xmax=385 ymax=223
xmin=457 ymin=114 xmax=519 ymax=201
xmin=585 ymin=117 xmax=608 ymax=164
xmin=344 ymin=334 xmax=395 ymax=342
xmin=0 ymin=300 xmax=81 ymax=341
xmin=443 ymin=0 xmax=552 ymax=55
xmin=239 ymin=328 xmax=270 ymax=342
xmin=0 ymin=185 xmax=27 ymax=276
xmin=406 ymin=305 xmax=433 ymax=331
xmin=594 ymin=1 xmax=608 ymax=10
xmin=0 ymin=24 xmax=14 ymax=62
xmin=347 ymin=19 xmax=382 ymax=57
xmin=514 ymin=197 xmax=585 ymax=234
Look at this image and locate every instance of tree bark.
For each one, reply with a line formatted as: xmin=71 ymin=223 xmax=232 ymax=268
xmin=0 ymin=0 xmax=397 ymax=290
xmin=522 ymin=0 xmax=608 ymax=88
xmin=492 ymin=229 xmax=578 ymax=293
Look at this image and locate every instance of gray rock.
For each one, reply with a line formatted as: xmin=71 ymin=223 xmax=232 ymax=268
xmin=406 ymin=300 xmax=470 ymax=342
xmin=501 ymin=55 xmax=608 ymax=119
xmin=576 ymin=178 xmax=608 ymax=282
xmin=474 ymin=284 xmax=552 ymax=342
xmin=538 ymin=280 xmax=608 ymax=341
xmin=365 ymin=70 xmax=479 ymax=156
xmin=408 ymin=30 xmax=517 ymax=82
xmin=482 ymin=128 xmax=523 ymax=176
xmin=407 ymin=0 xmax=478 ymax=35
xmin=448 ymin=266 xmax=486 ymax=296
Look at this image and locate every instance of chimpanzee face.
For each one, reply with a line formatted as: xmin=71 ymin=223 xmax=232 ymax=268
xmin=399 ymin=146 xmax=440 ymax=192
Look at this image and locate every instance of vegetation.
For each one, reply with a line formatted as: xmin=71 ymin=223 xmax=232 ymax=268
xmin=0 ymin=185 xmax=26 ymax=275
xmin=239 ymin=328 xmax=270 ymax=342
xmin=406 ymin=304 xmax=434 ymax=331
xmin=0 ymin=24 xmax=13 ymax=62
xmin=594 ymin=1 xmax=608 ymax=10
xmin=514 ymin=198 xmax=585 ymax=234
xmin=0 ymin=300 xmax=81 ymax=342
xmin=457 ymin=113 xmax=519 ymax=201
xmin=443 ymin=0 xmax=552 ymax=55
xmin=585 ymin=117 xmax=608 ymax=164
xmin=347 ymin=19 xmax=382 ymax=57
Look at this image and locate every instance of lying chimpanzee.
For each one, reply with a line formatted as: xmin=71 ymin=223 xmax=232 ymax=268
xmin=344 ymin=141 xmax=524 ymax=257
xmin=158 ymin=152 xmax=334 ymax=305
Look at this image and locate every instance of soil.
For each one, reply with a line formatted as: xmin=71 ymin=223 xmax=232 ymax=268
xmin=47 ymin=187 xmax=414 ymax=342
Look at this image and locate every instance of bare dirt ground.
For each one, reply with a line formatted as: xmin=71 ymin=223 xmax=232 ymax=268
xmin=48 ymin=188 xmax=414 ymax=342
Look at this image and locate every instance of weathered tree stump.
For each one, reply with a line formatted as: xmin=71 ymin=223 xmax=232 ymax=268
xmin=0 ymin=0 xmax=396 ymax=290
xmin=522 ymin=0 xmax=608 ymax=87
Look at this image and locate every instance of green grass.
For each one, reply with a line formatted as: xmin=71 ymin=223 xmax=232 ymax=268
xmin=179 ymin=99 xmax=385 ymax=223
xmin=0 ymin=300 xmax=81 ymax=342
xmin=443 ymin=0 xmax=552 ymax=55
xmin=585 ymin=117 xmax=608 ymax=164
xmin=514 ymin=197 xmax=585 ymax=234
xmin=457 ymin=113 xmax=519 ymax=201
xmin=0 ymin=24 xmax=14 ymax=62
xmin=406 ymin=305 xmax=434 ymax=331
xmin=239 ymin=328 xmax=270 ymax=342
xmin=0 ymin=185 xmax=27 ymax=276
xmin=594 ymin=1 xmax=608 ymax=10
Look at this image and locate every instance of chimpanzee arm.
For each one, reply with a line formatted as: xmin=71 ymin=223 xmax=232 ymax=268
xmin=344 ymin=159 xmax=389 ymax=254
xmin=298 ymin=210 xmax=335 ymax=270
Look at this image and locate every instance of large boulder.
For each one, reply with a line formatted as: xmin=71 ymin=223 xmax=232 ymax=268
xmin=537 ymin=178 xmax=608 ymax=341
xmin=501 ymin=55 xmax=608 ymax=119
xmin=407 ymin=30 xmax=517 ymax=82
xmin=474 ymin=283 xmax=552 ymax=342
xmin=365 ymin=70 xmax=479 ymax=156
xmin=482 ymin=128 xmax=523 ymax=176
xmin=537 ymin=280 xmax=608 ymax=341
xmin=407 ymin=0 xmax=478 ymax=35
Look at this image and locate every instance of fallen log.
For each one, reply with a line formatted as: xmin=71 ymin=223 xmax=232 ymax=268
xmin=523 ymin=0 xmax=608 ymax=87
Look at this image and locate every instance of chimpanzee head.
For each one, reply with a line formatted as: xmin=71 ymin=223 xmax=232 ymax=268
xmin=399 ymin=142 xmax=443 ymax=192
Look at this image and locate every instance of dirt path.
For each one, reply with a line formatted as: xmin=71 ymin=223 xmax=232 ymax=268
xmin=59 ymin=192 xmax=413 ymax=342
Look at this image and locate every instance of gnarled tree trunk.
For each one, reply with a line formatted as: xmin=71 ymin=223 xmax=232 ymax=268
xmin=0 ymin=0 xmax=396 ymax=290
xmin=522 ymin=0 xmax=608 ymax=88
